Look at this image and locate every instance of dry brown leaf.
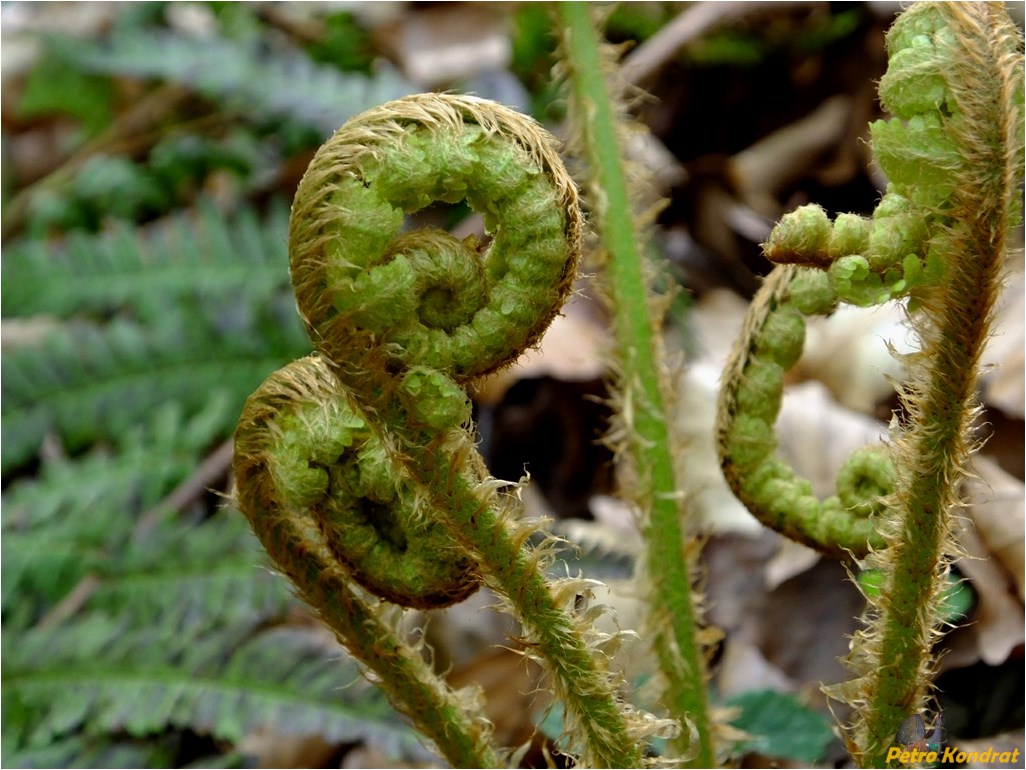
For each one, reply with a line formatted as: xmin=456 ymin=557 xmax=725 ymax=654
xmin=238 ymin=728 xmax=339 ymax=769
xmin=796 ymin=302 xmax=911 ymax=414
xmin=689 ymin=287 xmax=750 ymax=371
xmin=704 ymin=535 xmax=864 ymax=689
xmin=716 ymin=635 xmax=797 ymax=698
xmin=474 ymin=292 xmax=609 ymax=406
xmin=940 ymin=457 xmax=1026 ymax=669
xmin=379 ymin=4 xmax=510 ymax=88
xmin=677 ymin=363 xmax=765 ymax=537
xmin=341 ymin=743 xmax=431 ymax=770
xmin=416 ymin=587 xmax=519 ymax=675
xmin=732 ymin=95 xmax=854 ymax=219
xmin=777 ymin=380 xmax=889 ymax=498
xmin=980 ymin=260 xmax=1025 ymax=418
xmin=950 ymin=522 xmax=1025 ymax=668
xmin=952 ymin=731 xmax=1025 ymax=769
xmin=586 ymin=493 xmax=644 ymax=548
xmin=764 ymin=538 xmax=822 ymax=591
xmin=965 ymin=456 xmax=1026 ymax=600
xmin=681 ymin=282 xmax=770 ymax=533
xmin=448 ymin=647 xmax=548 ymax=752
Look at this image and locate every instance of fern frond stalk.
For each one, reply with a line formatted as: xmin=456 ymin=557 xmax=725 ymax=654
xmin=557 ymin=4 xmax=715 ymax=766
xmin=235 ymin=358 xmax=500 ymax=768
xmin=849 ymin=4 xmax=1024 ymax=765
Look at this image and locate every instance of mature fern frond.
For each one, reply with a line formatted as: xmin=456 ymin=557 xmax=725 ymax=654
xmin=3 ymin=500 xmax=291 ymax=635
xmin=2 ymin=200 xmax=291 ymax=322
xmin=2 ymin=401 xmax=226 ymax=532
xmin=0 ymin=733 xmax=184 ymax=769
xmin=87 ymin=509 xmax=294 ymax=631
xmin=2 ymin=395 xmax=420 ymax=764
xmin=2 ymin=401 xmax=235 ymax=618
xmin=65 ymin=30 xmax=412 ymax=135
xmin=3 ymin=617 xmax=424 ymax=763
xmin=550 ymin=519 xmax=638 ymax=581
xmin=1 ymin=300 xmax=309 ymax=473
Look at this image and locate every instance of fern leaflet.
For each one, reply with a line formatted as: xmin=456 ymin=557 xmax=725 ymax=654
xmin=2 ymin=200 xmax=291 ymax=323
xmin=3 ymin=619 xmax=424 ymax=763
xmin=1 ymin=304 xmax=309 ymax=473
xmin=65 ymin=29 xmax=412 ymax=135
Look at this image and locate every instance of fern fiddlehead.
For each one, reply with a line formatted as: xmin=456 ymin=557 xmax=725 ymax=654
xmin=234 ymin=93 xmax=648 ymax=767
xmin=716 ymin=2 xmax=1022 ymax=562
xmin=718 ymin=2 xmax=1022 ymax=765
xmin=715 ymin=260 xmax=894 ymax=558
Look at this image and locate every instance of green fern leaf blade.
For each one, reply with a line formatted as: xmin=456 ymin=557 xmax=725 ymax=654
xmin=1 ymin=311 xmax=309 ymax=473
xmin=1 ymin=200 xmax=291 ymax=321
xmin=2 ymin=402 xmax=234 ymax=618
xmin=4 ymin=621 xmax=424 ymax=759
xmin=89 ymin=513 xmax=295 ymax=630
xmin=67 ymin=31 xmax=412 ymax=135
xmin=2 ymin=733 xmax=180 ymax=769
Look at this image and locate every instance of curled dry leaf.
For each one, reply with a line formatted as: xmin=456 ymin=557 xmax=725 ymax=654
xmin=448 ymin=648 xmax=549 ymax=755
xmin=716 ymin=635 xmax=797 ymax=698
xmin=689 ymin=287 xmax=750 ymax=372
xmin=732 ymin=95 xmax=854 ymax=219
xmin=964 ymin=455 xmax=1025 ymax=601
xmin=954 ymin=455 xmax=1026 ymax=670
xmin=703 ymin=535 xmax=865 ymax=694
xmin=949 ymin=522 xmax=1025 ymax=669
xmin=678 ymin=362 xmax=765 ymax=537
xmin=776 ymin=380 xmax=890 ymax=500
xmin=764 ymin=538 xmax=822 ymax=591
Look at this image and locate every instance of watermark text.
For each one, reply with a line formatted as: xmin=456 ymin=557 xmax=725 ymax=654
xmin=886 ymin=746 xmax=1021 ymax=765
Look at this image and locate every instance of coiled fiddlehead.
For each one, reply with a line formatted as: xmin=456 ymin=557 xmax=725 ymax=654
xmin=289 ymin=96 xmax=580 ymax=382
xmin=717 ymin=3 xmax=1022 ymax=561
xmin=716 ymin=262 xmax=894 ymax=558
xmin=234 ymin=93 xmax=649 ymax=768
xmin=237 ymin=94 xmax=580 ymax=610
xmin=719 ymin=3 xmax=1022 ymax=764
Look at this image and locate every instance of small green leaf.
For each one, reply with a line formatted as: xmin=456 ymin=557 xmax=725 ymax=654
xmin=726 ymin=689 xmax=835 ymax=764
xmin=936 ymin=576 xmax=975 ymax=623
xmin=17 ymin=44 xmax=113 ymax=136
xmin=859 ymin=569 xmax=974 ymax=624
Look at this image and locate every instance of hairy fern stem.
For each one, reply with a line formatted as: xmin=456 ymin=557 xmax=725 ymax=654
xmin=557 ymin=4 xmax=716 ymax=765
xmin=846 ymin=5 xmax=1024 ymax=765
xmin=716 ymin=3 xmax=1022 ymax=766
xmin=228 ymin=5 xmax=1021 ymax=767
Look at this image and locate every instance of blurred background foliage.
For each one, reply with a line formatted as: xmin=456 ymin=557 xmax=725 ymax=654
xmin=2 ymin=2 xmax=1021 ymax=768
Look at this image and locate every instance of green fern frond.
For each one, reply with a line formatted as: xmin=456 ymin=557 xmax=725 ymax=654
xmin=86 ymin=511 xmax=294 ymax=631
xmin=3 ymin=617 xmax=424 ymax=762
xmin=2 ymin=200 xmax=291 ymax=322
xmin=0 ymin=732 xmax=184 ymax=769
xmin=550 ymin=519 xmax=638 ymax=582
xmin=65 ymin=30 xmax=412 ymax=135
xmin=2 ymin=401 xmax=237 ymax=619
xmin=1 ymin=399 xmax=375 ymax=764
xmin=3 ymin=505 xmax=290 ymax=633
xmin=3 ymin=400 xmax=227 ymax=530
xmin=1 ymin=303 xmax=309 ymax=473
